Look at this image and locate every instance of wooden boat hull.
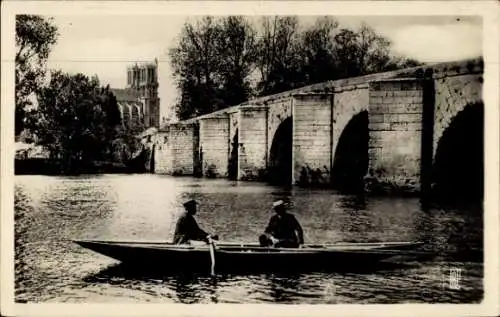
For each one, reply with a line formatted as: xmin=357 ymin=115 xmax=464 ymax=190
xmin=74 ymin=240 xmax=425 ymax=273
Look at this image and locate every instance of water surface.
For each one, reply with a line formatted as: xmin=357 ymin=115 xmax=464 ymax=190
xmin=14 ymin=174 xmax=483 ymax=303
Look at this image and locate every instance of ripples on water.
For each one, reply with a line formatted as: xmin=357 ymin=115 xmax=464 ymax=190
xmin=14 ymin=174 xmax=483 ymax=303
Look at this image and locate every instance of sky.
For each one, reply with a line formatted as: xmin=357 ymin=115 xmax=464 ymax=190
xmin=46 ymin=15 xmax=482 ymax=121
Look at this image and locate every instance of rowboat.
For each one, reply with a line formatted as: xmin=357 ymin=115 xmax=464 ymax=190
xmin=74 ymin=239 xmax=426 ymax=273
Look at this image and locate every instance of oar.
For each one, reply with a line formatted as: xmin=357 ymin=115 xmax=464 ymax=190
xmin=207 ymin=235 xmax=216 ymax=276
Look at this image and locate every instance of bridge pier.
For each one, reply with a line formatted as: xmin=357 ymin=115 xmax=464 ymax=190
xmin=154 ymin=123 xmax=197 ymax=175
xmin=237 ymin=106 xmax=268 ymax=180
xmin=199 ymin=116 xmax=229 ymax=178
xmin=292 ymin=94 xmax=333 ymax=186
xmin=365 ymin=78 xmax=428 ymax=193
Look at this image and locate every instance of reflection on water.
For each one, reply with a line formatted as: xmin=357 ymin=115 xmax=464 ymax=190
xmin=14 ymin=174 xmax=483 ymax=303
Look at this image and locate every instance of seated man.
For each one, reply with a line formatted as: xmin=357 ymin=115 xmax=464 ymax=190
xmin=173 ymin=199 xmax=217 ymax=244
xmin=259 ymin=200 xmax=304 ymax=248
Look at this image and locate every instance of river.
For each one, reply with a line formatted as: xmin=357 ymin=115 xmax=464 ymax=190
xmin=14 ymin=174 xmax=483 ymax=303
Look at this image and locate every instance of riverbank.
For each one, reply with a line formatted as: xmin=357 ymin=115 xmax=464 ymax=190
xmin=14 ymin=159 xmax=145 ymax=175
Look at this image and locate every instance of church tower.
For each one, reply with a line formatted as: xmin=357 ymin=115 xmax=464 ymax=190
xmin=126 ymin=59 xmax=160 ymax=128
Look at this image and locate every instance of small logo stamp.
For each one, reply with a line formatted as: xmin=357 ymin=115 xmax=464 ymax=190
xmin=439 ymin=267 xmax=462 ymax=290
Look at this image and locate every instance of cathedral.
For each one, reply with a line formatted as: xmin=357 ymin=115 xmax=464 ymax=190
xmin=111 ymin=59 xmax=160 ymax=128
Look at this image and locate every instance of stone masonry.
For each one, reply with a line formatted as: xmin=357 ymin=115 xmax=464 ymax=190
xmin=154 ymin=123 xmax=197 ymax=175
xmin=153 ymin=57 xmax=483 ymax=194
xmin=365 ymin=78 xmax=425 ymax=192
xmin=199 ymin=116 xmax=229 ymax=178
xmin=292 ymin=94 xmax=333 ymax=185
xmin=238 ymin=106 xmax=268 ymax=180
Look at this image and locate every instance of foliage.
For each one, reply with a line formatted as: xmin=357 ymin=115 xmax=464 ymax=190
xmin=169 ymin=17 xmax=221 ymax=120
xmin=111 ymin=121 xmax=146 ymax=163
xmin=15 ymin=15 xmax=58 ymax=135
xmin=295 ymin=20 xmax=421 ymax=88
xmin=298 ymin=17 xmax=339 ymax=85
xmin=169 ymin=16 xmax=257 ymax=120
xmin=15 ymin=16 xmax=150 ymax=172
xmin=255 ymin=16 xmax=303 ymax=95
xmin=29 ymin=71 xmax=121 ymax=173
xmin=170 ymin=16 xmax=423 ymax=120
xmin=216 ymin=16 xmax=258 ymax=107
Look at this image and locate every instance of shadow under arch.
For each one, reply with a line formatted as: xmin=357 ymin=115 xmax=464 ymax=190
xmin=228 ymin=129 xmax=238 ymax=180
xmin=331 ymin=111 xmax=369 ymax=193
xmin=150 ymin=143 xmax=155 ymax=173
xmin=268 ymin=117 xmax=293 ymax=186
xmin=432 ymin=102 xmax=484 ymax=201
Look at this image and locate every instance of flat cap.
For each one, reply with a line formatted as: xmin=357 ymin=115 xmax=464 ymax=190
xmin=183 ymin=199 xmax=199 ymax=208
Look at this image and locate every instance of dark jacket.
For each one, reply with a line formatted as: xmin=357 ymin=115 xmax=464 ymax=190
xmin=173 ymin=212 xmax=208 ymax=244
xmin=265 ymin=212 xmax=304 ymax=244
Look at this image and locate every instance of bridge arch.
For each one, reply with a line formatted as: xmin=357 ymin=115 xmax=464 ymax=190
xmin=433 ymin=75 xmax=482 ymax=155
xmin=331 ymin=110 xmax=369 ymax=192
xmin=432 ymin=102 xmax=483 ymax=200
xmin=268 ymin=117 xmax=293 ymax=185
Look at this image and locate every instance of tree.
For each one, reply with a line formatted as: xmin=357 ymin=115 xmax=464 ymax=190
xmin=169 ymin=16 xmax=423 ymax=118
xmin=356 ymin=23 xmax=393 ymax=74
xmin=216 ymin=16 xmax=257 ymax=106
xmin=15 ymin=15 xmax=58 ymax=135
xmin=334 ymin=23 xmax=423 ymax=78
xmin=170 ymin=17 xmax=223 ymax=120
xmin=333 ymin=28 xmax=364 ymax=78
xmin=295 ymin=21 xmax=424 ymax=85
xmin=170 ymin=16 xmax=257 ymax=120
xmin=255 ymin=16 xmax=302 ymax=95
xmin=111 ymin=124 xmax=146 ymax=164
xmin=31 ymin=71 xmax=120 ymax=172
xmin=297 ymin=16 xmax=339 ymax=85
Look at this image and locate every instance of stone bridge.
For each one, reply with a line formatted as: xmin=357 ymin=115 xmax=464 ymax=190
xmin=152 ymin=57 xmax=483 ymax=196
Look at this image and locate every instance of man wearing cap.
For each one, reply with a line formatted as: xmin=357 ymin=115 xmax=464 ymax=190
xmin=259 ymin=200 xmax=304 ymax=248
xmin=173 ymin=200 xmax=218 ymax=244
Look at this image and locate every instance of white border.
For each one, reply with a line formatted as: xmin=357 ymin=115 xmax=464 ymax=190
xmin=1 ymin=1 xmax=499 ymax=317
